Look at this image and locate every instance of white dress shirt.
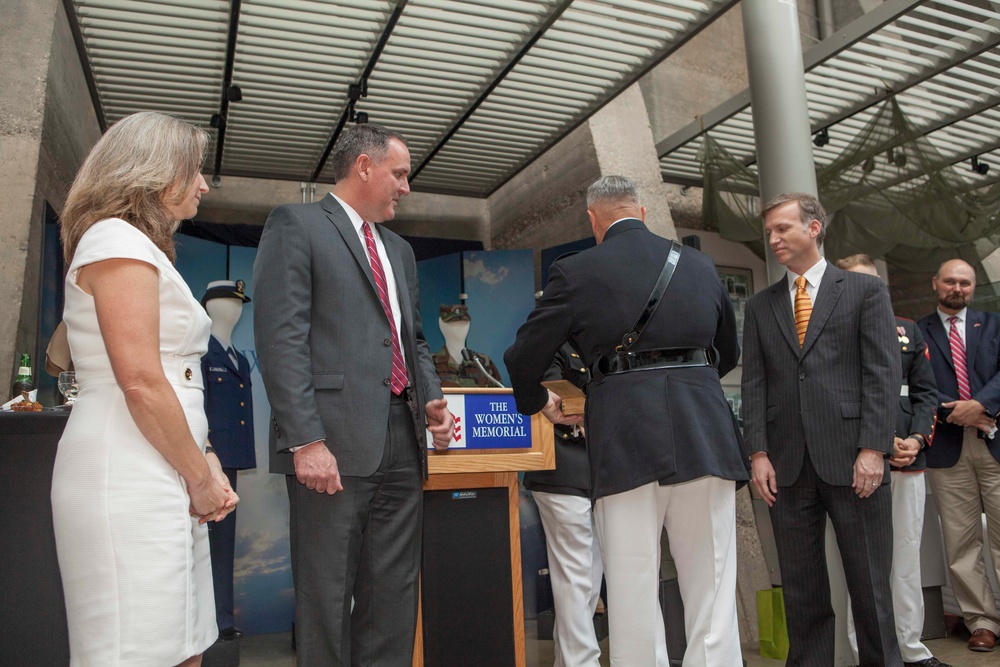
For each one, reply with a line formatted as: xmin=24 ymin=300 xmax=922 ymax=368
xmin=938 ymin=306 xmax=968 ymax=342
xmin=785 ymin=257 xmax=828 ymax=310
xmin=332 ymin=193 xmax=407 ymax=370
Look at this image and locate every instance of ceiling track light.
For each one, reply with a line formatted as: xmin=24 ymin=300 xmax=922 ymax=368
xmin=886 ymin=146 xmax=907 ymax=168
xmin=971 ymin=155 xmax=990 ymax=175
xmin=813 ymin=127 xmax=830 ymax=147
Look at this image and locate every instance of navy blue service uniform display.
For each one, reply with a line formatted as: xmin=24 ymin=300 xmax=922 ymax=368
xmin=201 ymin=280 xmax=256 ymax=641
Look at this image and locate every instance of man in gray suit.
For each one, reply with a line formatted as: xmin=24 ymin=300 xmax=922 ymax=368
xmin=742 ymin=193 xmax=902 ymax=666
xmin=254 ymin=124 xmax=454 ymax=666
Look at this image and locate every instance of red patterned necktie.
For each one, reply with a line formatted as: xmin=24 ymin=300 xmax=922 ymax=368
xmin=948 ymin=316 xmax=971 ymax=401
xmin=362 ymin=221 xmax=409 ymax=395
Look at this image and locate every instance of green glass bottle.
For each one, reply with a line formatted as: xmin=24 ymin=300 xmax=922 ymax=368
xmin=11 ymin=353 xmax=34 ymax=399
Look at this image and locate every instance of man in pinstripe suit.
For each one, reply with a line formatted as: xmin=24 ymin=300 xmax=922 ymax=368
xmin=742 ymin=193 xmax=902 ymax=666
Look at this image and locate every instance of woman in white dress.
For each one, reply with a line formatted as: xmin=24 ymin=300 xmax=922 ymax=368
xmin=52 ymin=111 xmax=238 ymax=667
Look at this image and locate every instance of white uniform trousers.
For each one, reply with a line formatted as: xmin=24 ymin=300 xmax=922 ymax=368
xmin=927 ymin=427 xmax=1000 ymax=635
xmin=847 ymin=470 xmax=934 ymax=663
xmin=533 ymin=490 xmax=604 ymax=667
xmin=594 ymin=476 xmax=741 ymax=667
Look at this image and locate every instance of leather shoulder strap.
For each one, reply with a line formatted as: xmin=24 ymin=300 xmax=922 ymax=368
xmin=618 ymin=240 xmax=682 ymax=351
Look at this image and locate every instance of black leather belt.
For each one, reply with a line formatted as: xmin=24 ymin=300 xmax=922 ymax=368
xmin=597 ymin=347 xmax=711 ymax=376
xmin=392 ymin=386 xmax=413 ymax=403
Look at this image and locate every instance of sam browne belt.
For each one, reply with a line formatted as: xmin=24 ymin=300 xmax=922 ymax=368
xmin=598 ymin=347 xmax=712 ymax=375
xmin=596 ymin=239 xmax=713 ymax=378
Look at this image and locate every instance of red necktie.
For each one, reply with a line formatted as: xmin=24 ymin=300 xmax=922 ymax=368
xmin=948 ymin=316 xmax=971 ymax=401
xmin=362 ymin=222 xmax=409 ymax=395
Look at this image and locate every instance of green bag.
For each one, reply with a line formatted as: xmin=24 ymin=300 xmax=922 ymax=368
xmin=756 ymin=587 xmax=789 ymax=659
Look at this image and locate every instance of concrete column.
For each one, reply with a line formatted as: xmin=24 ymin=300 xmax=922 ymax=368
xmin=743 ymin=3 xmax=855 ymax=663
xmin=1 ymin=0 xmax=100 ymax=386
xmin=588 ymin=85 xmax=677 ymax=241
xmin=0 ymin=0 xmax=59 ymax=383
xmin=488 ymin=82 xmax=678 ymax=285
xmin=743 ymin=0 xmax=819 ymax=285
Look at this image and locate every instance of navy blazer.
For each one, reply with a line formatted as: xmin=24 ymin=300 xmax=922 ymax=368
xmin=505 ymin=219 xmax=748 ymax=498
xmin=202 ymin=335 xmax=257 ymax=470
xmin=918 ymin=308 xmax=1000 ymax=468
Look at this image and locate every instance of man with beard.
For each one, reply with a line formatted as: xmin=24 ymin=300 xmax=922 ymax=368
xmin=918 ymin=258 xmax=1000 ymax=653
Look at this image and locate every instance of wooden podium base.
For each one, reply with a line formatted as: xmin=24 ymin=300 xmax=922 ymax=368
xmin=413 ymin=471 xmax=525 ymax=667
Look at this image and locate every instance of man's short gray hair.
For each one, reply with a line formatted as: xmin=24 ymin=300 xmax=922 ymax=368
xmin=587 ymin=175 xmax=640 ymax=208
xmin=330 ymin=123 xmax=407 ymax=182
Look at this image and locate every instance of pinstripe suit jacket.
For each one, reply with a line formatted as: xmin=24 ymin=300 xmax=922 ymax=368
xmin=741 ymin=263 xmax=899 ymax=487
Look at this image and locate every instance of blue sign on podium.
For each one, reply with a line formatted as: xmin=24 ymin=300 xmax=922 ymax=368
xmin=428 ymin=393 xmax=532 ymax=450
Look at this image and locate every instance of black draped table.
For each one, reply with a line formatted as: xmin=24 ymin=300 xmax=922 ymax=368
xmin=0 ymin=410 xmax=70 ymax=666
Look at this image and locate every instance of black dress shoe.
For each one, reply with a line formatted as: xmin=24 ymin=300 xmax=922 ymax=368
xmin=904 ymin=658 xmax=951 ymax=667
xmin=219 ymin=627 xmax=244 ymax=641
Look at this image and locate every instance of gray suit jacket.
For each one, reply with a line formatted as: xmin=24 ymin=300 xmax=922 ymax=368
xmin=253 ymin=193 xmax=443 ymax=478
xmin=741 ymin=263 xmax=899 ymax=486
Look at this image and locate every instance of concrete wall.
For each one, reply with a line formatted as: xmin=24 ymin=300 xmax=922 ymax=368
xmin=196 ymin=176 xmax=490 ymax=244
xmin=1 ymin=0 xmax=100 ymax=385
xmin=488 ymin=122 xmax=600 ymax=252
xmin=1 ymin=0 xmax=55 ymax=383
xmin=640 ymin=7 xmax=749 ymax=230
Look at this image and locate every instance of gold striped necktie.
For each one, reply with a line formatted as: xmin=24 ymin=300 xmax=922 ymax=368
xmin=794 ymin=276 xmax=812 ymax=346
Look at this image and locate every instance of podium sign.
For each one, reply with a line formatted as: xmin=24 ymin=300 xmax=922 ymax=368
xmin=429 ymin=392 xmax=531 ymax=449
xmin=415 ymin=388 xmax=554 ymax=667
xmin=424 ymin=388 xmax=554 ymax=475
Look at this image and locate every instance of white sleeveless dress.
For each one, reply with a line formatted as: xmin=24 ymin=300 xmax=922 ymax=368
xmin=51 ymin=218 xmax=217 ymax=666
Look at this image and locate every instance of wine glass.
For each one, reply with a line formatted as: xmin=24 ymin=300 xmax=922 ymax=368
xmin=58 ymin=371 xmax=79 ymax=406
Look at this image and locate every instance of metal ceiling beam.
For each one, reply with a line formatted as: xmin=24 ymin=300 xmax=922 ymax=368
xmin=211 ymin=0 xmax=242 ymax=184
xmin=408 ymin=0 xmax=574 ymax=183
xmin=63 ymin=0 xmax=108 ymax=131
xmin=656 ymin=0 xmax=927 ymax=159
xmin=487 ymin=0 xmax=743 ymax=197
xmin=310 ymin=0 xmax=408 ymax=183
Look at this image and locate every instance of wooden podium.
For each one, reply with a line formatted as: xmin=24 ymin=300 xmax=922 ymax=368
xmin=413 ymin=388 xmax=554 ymax=667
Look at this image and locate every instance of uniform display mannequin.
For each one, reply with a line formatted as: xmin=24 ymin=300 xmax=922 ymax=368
xmin=433 ymin=303 xmax=501 ymax=387
xmin=200 ymin=279 xmax=256 ymax=641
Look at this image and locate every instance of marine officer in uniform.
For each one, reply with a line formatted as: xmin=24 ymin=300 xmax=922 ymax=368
xmin=524 ymin=338 xmax=604 ymax=667
xmin=506 ymin=175 xmax=747 ymax=666
xmin=201 ymin=279 xmax=257 ymax=641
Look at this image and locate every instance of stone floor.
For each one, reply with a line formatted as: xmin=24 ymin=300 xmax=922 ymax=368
xmin=235 ymin=622 xmax=991 ymax=666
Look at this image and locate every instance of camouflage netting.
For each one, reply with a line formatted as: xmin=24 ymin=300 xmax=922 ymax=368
xmin=700 ymin=97 xmax=1000 ymax=309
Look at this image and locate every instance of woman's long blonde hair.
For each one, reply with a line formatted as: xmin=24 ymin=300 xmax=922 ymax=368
xmin=60 ymin=111 xmax=208 ymax=263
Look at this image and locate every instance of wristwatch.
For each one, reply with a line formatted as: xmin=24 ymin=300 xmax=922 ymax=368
xmin=909 ymin=433 xmax=928 ymax=452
